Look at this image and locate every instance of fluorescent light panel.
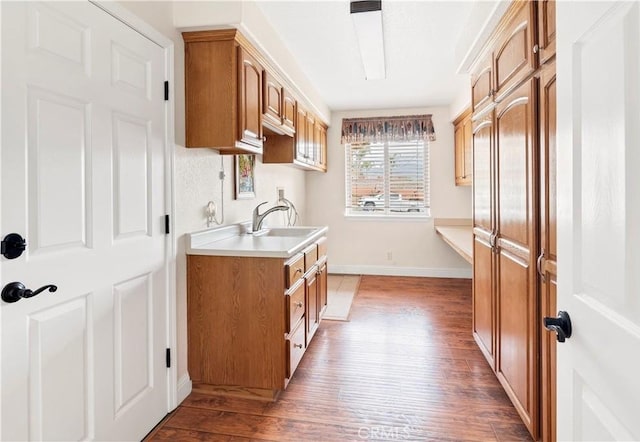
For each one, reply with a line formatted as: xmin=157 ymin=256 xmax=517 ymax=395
xmin=351 ymin=0 xmax=386 ymax=80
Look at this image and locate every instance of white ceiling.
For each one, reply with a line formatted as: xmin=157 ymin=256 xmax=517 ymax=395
xmin=255 ymin=1 xmax=475 ymax=111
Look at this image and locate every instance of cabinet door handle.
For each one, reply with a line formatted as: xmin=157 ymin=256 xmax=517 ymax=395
xmin=293 ymin=343 xmax=303 ymax=349
xmin=537 ymin=249 xmax=546 ymax=282
xmin=533 ymin=44 xmax=540 ymax=54
xmin=489 ymin=232 xmax=497 ymax=253
xmin=295 ymin=301 xmax=303 ymax=309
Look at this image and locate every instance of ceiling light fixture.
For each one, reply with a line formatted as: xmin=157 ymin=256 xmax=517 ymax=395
xmin=350 ymin=0 xmax=386 ymax=80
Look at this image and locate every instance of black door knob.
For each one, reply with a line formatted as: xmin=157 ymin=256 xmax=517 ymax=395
xmin=1 ymin=233 xmax=27 ymax=259
xmin=543 ymin=311 xmax=572 ymax=343
xmin=2 ymin=282 xmax=57 ymax=303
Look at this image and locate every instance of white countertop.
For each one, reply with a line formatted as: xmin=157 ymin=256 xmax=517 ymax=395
xmin=433 ymin=218 xmax=472 ymax=265
xmin=187 ymin=223 xmax=329 ymax=258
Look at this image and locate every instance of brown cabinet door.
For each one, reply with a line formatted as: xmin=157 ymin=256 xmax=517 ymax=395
xmin=494 ymin=78 xmax=539 ymax=439
xmin=494 ymin=1 xmax=537 ymax=101
xmin=295 ymin=106 xmax=307 ymax=162
xmin=537 ymin=0 xmax=556 ymax=66
xmin=454 ymin=110 xmax=473 ymax=186
xmin=282 ymin=89 xmax=296 ymax=133
xmin=317 ymin=260 xmax=327 ymax=318
xmin=313 ymin=120 xmax=322 ymax=167
xmin=237 ymin=46 xmax=263 ymax=148
xmin=463 ymin=117 xmax=473 ymax=183
xmin=539 ymin=61 xmax=557 ymax=442
xmin=471 ymin=52 xmax=493 ymax=114
xmin=286 ymin=320 xmax=306 ymax=379
xmin=473 ymin=113 xmax=494 ymax=235
xmin=473 ymin=233 xmax=495 ymax=368
xmin=472 ymin=112 xmax=495 ymax=368
xmin=319 ymin=125 xmax=327 ymax=171
xmin=455 ymin=123 xmax=466 ymax=184
xmin=306 ymin=113 xmax=315 ymax=164
xmin=305 ymin=267 xmax=319 ymax=346
xmin=262 ymin=70 xmax=283 ymax=127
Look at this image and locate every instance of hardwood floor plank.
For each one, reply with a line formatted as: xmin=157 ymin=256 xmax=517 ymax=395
xmin=150 ymin=427 xmax=255 ymax=441
xmin=147 ymin=276 xmax=530 ymax=442
xmin=182 ymin=392 xmax=269 ymax=414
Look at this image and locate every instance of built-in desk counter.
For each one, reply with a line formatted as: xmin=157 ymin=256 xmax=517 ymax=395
xmin=434 ymin=219 xmax=472 ymax=264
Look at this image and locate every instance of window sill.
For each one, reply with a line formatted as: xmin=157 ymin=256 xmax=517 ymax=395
xmin=344 ymin=209 xmax=431 ymax=222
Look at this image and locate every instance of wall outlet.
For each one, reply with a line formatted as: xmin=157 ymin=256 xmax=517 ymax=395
xmin=277 ymin=187 xmax=285 ymax=201
xmin=387 ymin=251 xmax=393 ymax=261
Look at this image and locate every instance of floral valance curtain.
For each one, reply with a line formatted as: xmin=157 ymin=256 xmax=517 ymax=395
xmin=340 ymin=114 xmax=435 ymax=144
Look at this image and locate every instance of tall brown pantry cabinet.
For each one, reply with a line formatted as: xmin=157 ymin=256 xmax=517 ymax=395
xmin=538 ymin=59 xmax=557 ymax=442
xmin=470 ymin=1 xmax=556 ymax=440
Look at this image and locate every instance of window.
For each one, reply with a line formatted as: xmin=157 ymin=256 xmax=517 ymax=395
xmin=345 ymin=141 xmax=430 ymax=217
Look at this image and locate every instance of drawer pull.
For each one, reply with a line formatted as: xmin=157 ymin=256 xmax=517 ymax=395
xmin=293 ymin=343 xmax=303 ymax=349
xmin=295 ymin=301 xmax=303 ymax=308
xmin=295 ymin=268 xmax=302 ymax=275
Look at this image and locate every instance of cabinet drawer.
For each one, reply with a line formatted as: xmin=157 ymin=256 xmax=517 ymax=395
xmin=316 ymin=236 xmax=327 ymax=259
xmin=287 ymin=320 xmax=306 ymax=379
xmin=303 ymin=244 xmax=318 ymax=272
xmin=285 ymin=254 xmax=304 ymax=288
xmin=285 ymin=279 xmax=305 ymax=334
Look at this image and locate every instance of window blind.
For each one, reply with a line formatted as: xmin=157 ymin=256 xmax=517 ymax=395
xmin=345 ymin=141 xmax=430 ymax=216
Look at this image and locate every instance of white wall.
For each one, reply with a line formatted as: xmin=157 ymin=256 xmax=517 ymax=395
xmin=118 ymin=1 xmax=316 ymax=399
xmin=306 ymin=107 xmax=472 ymax=278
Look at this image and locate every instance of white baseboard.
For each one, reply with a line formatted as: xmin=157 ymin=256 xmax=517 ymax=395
xmin=328 ymin=264 xmax=472 ymax=279
xmin=177 ymin=373 xmax=192 ymax=405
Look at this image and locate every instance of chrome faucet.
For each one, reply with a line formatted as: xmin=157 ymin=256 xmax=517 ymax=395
xmin=252 ymin=201 xmax=289 ymax=232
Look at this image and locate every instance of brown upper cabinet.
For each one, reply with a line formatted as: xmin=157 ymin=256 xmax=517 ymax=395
xmin=262 ymin=70 xmax=296 ymax=137
xmin=537 ymin=0 xmax=556 ymax=65
xmin=295 ymin=105 xmax=308 ymax=163
xmin=262 ymin=71 xmax=284 ymax=129
xmin=493 ymin=1 xmax=537 ymax=102
xmin=183 ymin=30 xmax=264 ymax=154
xmin=305 ymin=112 xmax=316 ymax=164
xmin=282 ymin=89 xmax=297 ymax=133
xmin=183 ymin=28 xmax=328 ymax=167
xmin=262 ymin=102 xmax=327 ymax=172
xmin=471 ymin=52 xmax=493 ymax=115
xmin=453 ymin=108 xmax=472 ymax=186
xmin=471 ymin=1 xmax=538 ymax=110
xmin=317 ymin=123 xmax=328 ymax=172
xmin=238 ymin=47 xmax=264 ymax=150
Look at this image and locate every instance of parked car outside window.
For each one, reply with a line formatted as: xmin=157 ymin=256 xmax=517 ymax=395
xmin=358 ymin=193 xmax=420 ymax=212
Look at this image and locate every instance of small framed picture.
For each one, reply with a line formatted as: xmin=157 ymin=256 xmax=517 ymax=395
xmin=234 ymin=154 xmax=256 ymax=200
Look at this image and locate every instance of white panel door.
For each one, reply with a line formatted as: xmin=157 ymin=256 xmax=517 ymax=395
xmin=557 ymin=2 xmax=640 ymax=440
xmin=1 ymin=2 xmax=169 ymax=440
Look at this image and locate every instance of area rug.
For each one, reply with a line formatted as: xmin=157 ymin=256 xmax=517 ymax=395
xmin=323 ymin=274 xmax=361 ymax=321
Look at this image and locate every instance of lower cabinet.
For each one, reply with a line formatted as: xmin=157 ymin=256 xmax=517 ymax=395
xmin=187 ymin=237 xmax=328 ymax=399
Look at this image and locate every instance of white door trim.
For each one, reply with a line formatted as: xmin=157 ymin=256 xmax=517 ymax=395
xmin=89 ymin=0 xmax=178 ymax=413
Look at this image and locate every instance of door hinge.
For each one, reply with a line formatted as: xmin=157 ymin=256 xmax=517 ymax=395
xmin=166 ymin=348 xmax=171 ymax=368
xmin=164 ymin=214 xmax=170 ymax=235
xmin=164 ymin=81 xmax=169 ymax=101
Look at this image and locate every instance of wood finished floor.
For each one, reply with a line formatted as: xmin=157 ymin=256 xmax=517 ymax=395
xmin=148 ymin=276 xmax=532 ymax=441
